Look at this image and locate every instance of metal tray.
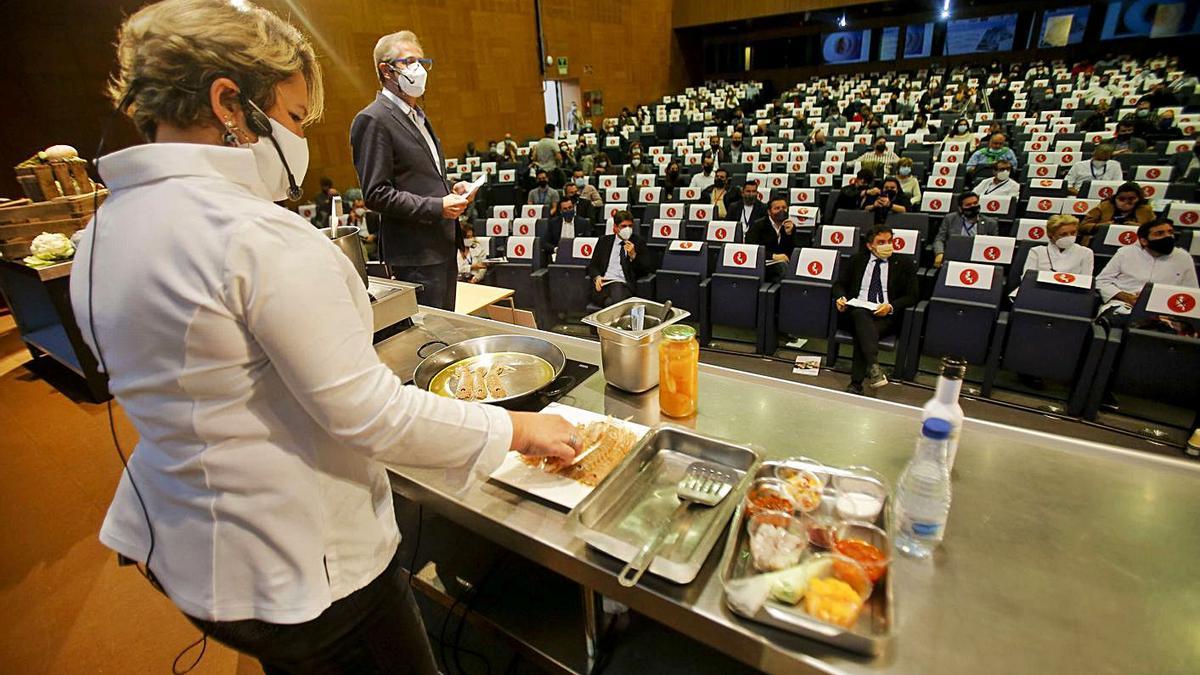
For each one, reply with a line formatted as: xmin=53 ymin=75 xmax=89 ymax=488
xmin=570 ymin=425 xmax=760 ymax=584
xmin=718 ymin=460 xmax=896 ymax=655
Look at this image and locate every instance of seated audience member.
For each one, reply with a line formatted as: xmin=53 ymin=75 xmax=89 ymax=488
xmin=1080 ymin=181 xmax=1155 ymax=237
xmin=571 ymin=168 xmax=604 ymax=211
xmin=586 ymin=210 xmax=652 ymax=308
xmin=833 ymin=224 xmax=920 ymax=394
xmin=1122 ymin=100 xmax=1159 ymax=139
xmin=856 ymin=138 xmax=900 ymax=179
xmin=700 ymin=168 xmax=738 ymax=219
xmin=981 ymin=120 xmax=1011 ymax=145
xmin=690 ymin=153 xmax=717 ymax=190
xmin=747 ymin=196 xmax=801 ymax=281
xmin=1066 ymin=145 xmax=1122 ymax=195
xmin=561 ymin=181 xmax=592 ymax=221
xmin=728 ymin=180 xmax=768 ymax=238
xmin=312 ymin=176 xmax=338 ymax=229
xmin=909 ymin=112 xmax=934 ymax=138
xmin=345 ymin=191 xmax=380 ymax=260
xmin=592 ymin=153 xmax=612 ymax=176
xmin=725 ymin=131 xmax=746 ymax=164
xmin=623 ymin=150 xmax=646 ymax=185
xmin=1147 ymin=109 xmax=1183 ymax=144
xmin=864 ymin=177 xmax=910 ymax=224
xmin=942 ymin=117 xmax=975 ymax=147
xmin=895 ymin=157 xmax=922 ymax=204
xmin=824 ymin=107 xmax=849 ymax=130
xmin=544 ymin=196 xmax=591 ymax=256
xmin=835 ymin=169 xmax=877 ymax=214
xmin=972 ymin=159 xmax=1020 ymax=199
xmin=918 ymin=84 xmax=943 ymax=114
xmin=457 ymin=224 xmax=488 ymax=284
xmin=1171 ymin=136 xmax=1200 ymax=183
xmin=1022 ymin=215 xmax=1094 ymax=276
xmin=707 ymin=135 xmax=726 ymax=162
xmin=987 ymin=80 xmax=1014 ymax=115
xmin=1111 ymin=120 xmax=1148 ymax=155
xmin=662 ymin=160 xmax=685 ymax=200
xmin=965 ymin=134 xmax=1018 ymax=173
xmin=527 ymin=169 xmax=560 ymax=214
xmin=933 ymin=192 xmax=998 ymax=266
xmin=1029 ymin=85 xmax=1058 ymax=114
xmin=1138 ymin=82 xmax=1178 ymax=109
xmin=807 ymin=129 xmax=829 ymax=151
xmin=1095 ymin=218 xmax=1198 ymax=326
xmin=1079 ymin=100 xmax=1113 ymax=133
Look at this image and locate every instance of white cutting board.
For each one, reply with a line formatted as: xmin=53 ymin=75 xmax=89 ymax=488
xmin=489 ymin=403 xmax=649 ymax=509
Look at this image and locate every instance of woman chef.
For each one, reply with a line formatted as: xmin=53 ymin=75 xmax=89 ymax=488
xmin=69 ymin=1 xmax=579 ymax=672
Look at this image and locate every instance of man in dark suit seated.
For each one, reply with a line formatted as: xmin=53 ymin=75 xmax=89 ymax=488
xmin=835 ymin=169 xmax=877 ymax=214
xmin=746 ymin=196 xmax=801 ymax=282
xmin=543 ymin=196 xmax=591 ymax=257
xmin=586 ymin=210 xmax=652 ymax=308
xmin=561 ymin=180 xmax=594 ymax=221
xmin=833 ymin=224 xmax=920 ymax=394
xmin=350 ymin=30 xmax=472 ymax=310
xmin=727 ymin=180 xmax=768 ymax=241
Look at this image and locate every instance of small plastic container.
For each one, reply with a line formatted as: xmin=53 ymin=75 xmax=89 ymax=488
xmin=800 ymin=483 xmax=841 ymax=548
xmin=799 ymin=553 xmax=873 ymax=629
xmin=747 ymin=510 xmax=808 ymax=571
xmin=744 ymin=478 xmax=799 ymax=518
xmin=834 ymin=521 xmax=891 ymax=583
xmin=833 ymin=467 xmax=889 ymax=522
xmin=774 ymin=458 xmax=828 ymax=511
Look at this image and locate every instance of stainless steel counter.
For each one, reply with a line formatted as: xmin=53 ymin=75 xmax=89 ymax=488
xmin=377 ymin=308 xmax=1200 ymax=675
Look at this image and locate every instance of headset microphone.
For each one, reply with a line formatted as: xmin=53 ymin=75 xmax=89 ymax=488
xmin=241 ymin=96 xmax=302 ymax=202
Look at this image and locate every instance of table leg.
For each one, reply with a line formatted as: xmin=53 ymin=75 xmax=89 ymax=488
xmin=582 ymin=586 xmax=601 ymax=673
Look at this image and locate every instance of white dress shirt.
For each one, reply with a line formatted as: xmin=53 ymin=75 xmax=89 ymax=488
xmin=70 ymin=144 xmax=511 ymax=623
xmin=856 ymin=255 xmax=890 ymax=304
xmin=690 ymin=170 xmax=716 ymax=191
xmin=972 ymin=177 xmax=1020 ymax=199
xmin=382 ymin=87 xmax=441 ymax=173
xmin=1022 ymin=243 xmax=1095 ymax=276
xmin=1095 ymin=244 xmax=1199 ymax=315
xmin=1065 ymin=159 xmax=1122 ymax=192
xmin=603 ymin=237 xmax=627 ymax=283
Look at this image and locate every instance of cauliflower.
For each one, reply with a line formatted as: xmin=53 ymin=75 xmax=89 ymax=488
xmin=24 ymin=232 xmax=76 ymax=267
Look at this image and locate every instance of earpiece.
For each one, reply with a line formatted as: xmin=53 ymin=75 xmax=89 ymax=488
xmin=239 ymin=94 xmax=302 ymax=201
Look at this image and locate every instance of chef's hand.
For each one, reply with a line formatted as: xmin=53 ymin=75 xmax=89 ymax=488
xmin=452 ymin=181 xmax=477 ymax=203
xmin=623 ymin=241 xmax=636 ymax=259
xmin=443 ymin=194 xmax=468 ymax=219
xmin=594 ymin=276 xmax=604 ymax=293
xmin=509 ymin=412 xmax=581 ymax=463
xmin=836 ymin=296 xmax=848 ymax=312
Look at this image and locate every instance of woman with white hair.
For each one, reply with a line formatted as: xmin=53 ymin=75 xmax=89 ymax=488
xmin=71 ymin=1 xmax=577 ymax=671
xmin=1022 ymin=215 xmax=1095 ymax=276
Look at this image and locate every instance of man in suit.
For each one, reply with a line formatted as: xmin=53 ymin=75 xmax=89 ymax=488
xmin=351 ymin=30 xmax=472 ymax=310
xmin=833 ymin=224 xmax=920 ymax=394
xmin=586 ymin=210 xmax=653 ymax=307
xmin=724 ymin=131 xmax=747 ymax=165
xmin=932 ymin=192 xmax=999 ymax=267
xmin=746 ymin=196 xmax=802 ymax=281
xmin=727 ymin=180 xmax=768 ymax=241
xmin=543 ymin=196 xmax=591 ymax=257
xmin=699 ymin=168 xmax=738 ymax=220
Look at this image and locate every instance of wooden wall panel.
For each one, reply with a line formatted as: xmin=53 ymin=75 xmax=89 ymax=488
xmin=672 ymin=0 xmax=884 ymax=29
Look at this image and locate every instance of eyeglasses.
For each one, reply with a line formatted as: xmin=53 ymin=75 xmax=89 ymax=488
xmin=387 ymin=56 xmax=434 ymax=71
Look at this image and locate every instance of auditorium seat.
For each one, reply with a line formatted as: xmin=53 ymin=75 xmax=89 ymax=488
xmin=764 ymin=248 xmax=841 ymax=355
xmin=654 ymin=242 xmax=711 ymax=322
xmin=700 ymin=243 xmax=772 ymax=354
xmin=904 ymin=261 xmax=1006 ymax=380
xmin=535 ymin=237 xmax=597 ymax=321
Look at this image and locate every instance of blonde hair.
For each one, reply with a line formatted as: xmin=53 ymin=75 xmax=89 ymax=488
xmin=108 ymin=0 xmax=324 ymax=140
xmin=897 ymin=156 xmax=914 ymax=168
xmin=373 ymin=31 xmax=423 ymax=83
xmin=1045 ymin=214 xmax=1080 ymax=238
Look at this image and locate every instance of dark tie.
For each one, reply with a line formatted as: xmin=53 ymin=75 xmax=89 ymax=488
xmin=868 ymin=259 xmax=884 ymax=304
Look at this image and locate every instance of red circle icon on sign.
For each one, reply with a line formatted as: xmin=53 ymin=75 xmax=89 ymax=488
xmin=831 ymin=231 xmax=844 ymax=244
xmin=893 ymin=237 xmax=906 ymax=251
xmin=680 ymin=242 xmax=694 ymax=250
xmin=514 ymin=244 xmax=526 ymax=257
xmin=986 ymin=201 xmax=999 ymax=212
xmin=610 ymin=192 xmax=619 ymax=201
xmin=499 ymin=211 xmax=509 ymax=218
xmin=1147 ymin=168 xmax=1161 ymax=179
xmin=519 ymin=225 xmax=529 ymax=234
xmin=1073 ymin=202 xmax=1088 ymax=214
xmin=733 ymin=251 xmax=748 ymax=265
xmin=1030 ymin=226 xmax=1045 ymax=240
xmin=1144 ymin=185 xmax=1158 ymax=198
xmin=1181 ymin=211 xmax=1199 ymax=225
xmin=983 ymin=246 xmax=1001 ymax=260
xmin=1053 ymin=273 xmax=1076 ymax=284
xmin=930 ymin=199 xmax=943 ymax=210
xmin=667 ymin=208 xmax=677 ymax=217
xmin=826 ymin=165 xmax=836 ymax=174
xmin=939 ymin=166 xmax=950 ymax=175
xmin=493 ymin=225 xmax=503 ymax=235
xmin=807 ymin=260 xmax=823 ymax=275
xmin=697 ymin=209 xmax=708 ymax=219
xmin=1099 ymin=187 xmax=1114 ymax=199
xmin=646 ymin=193 xmax=656 ymax=202
xmin=1038 ymin=199 xmax=1053 ymax=211
xmin=1032 ymin=142 xmax=1042 ymax=150
xmin=1037 ymin=167 xmax=1049 ymax=177
xmin=660 ymin=226 xmax=671 ymax=237
xmin=1118 ymin=230 xmax=1137 ymax=245
xmin=1040 ymin=180 xmax=1053 ymax=187
xmin=581 ymin=244 xmax=593 ymax=257
xmin=1063 ymin=154 xmax=1075 ymax=163
xmin=936 ymin=178 xmax=947 ymax=187
xmin=1036 ymin=153 xmax=1047 ymax=163
xmin=1168 ymin=293 xmax=1197 ymax=314
xmin=959 ymin=269 xmax=979 ymax=286
xmin=716 ymin=227 xmax=728 ymax=240
xmin=948 ymin=156 xmax=958 ymax=163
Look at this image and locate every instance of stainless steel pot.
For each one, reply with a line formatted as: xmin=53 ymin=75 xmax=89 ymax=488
xmin=412 ymin=334 xmax=570 ymax=407
xmin=318 ymin=225 xmax=368 ymax=288
xmin=582 ymin=298 xmax=691 ymax=393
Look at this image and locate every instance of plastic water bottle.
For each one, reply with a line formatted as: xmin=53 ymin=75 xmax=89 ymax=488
xmin=895 ymin=418 xmax=953 ymax=559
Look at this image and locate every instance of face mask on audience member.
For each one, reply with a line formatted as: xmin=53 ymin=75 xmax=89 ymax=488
xmin=873 ymin=243 xmax=894 ymax=259
xmin=1054 ymin=234 xmax=1076 ymax=251
xmin=771 ymin=207 xmax=787 ymax=224
xmin=562 ymin=208 xmax=574 ymax=221
xmin=883 ymin=189 xmax=897 ymax=200
xmin=617 ymin=226 xmax=633 ymax=241
xmin=538 ymin=178 xmax=548 ymax=187
xmin=714 ymin=177 xmax=726 ymax=189
xmin=1136 ymin=108 xmax=1149 ymax=118
xmin=703 ymin=162 xmax=713 ymax=174
xmin=1147 ymin=236 xmax=1175 ymax=255
xmin=742 ymin=193 xmax=756 ymax=205
xmin=899 ymin=166 xmax=912 ymax=176
xmin=874 ymin=142 xmax=887 ymax=153
xmin=1159 ymin=119 xmax=1173 ymax=130
xmin=957 ymin=124 xmax=968 ymax=134
xmin=995 ymin=170 xmax=1011 ymax=181
xmin=631 ymin=156 xmax=641 ymax=166
xmin=574 ymin=177 xmax=586 ymax=188
xmin=962 ymin=205 xmax=981 ymax=219
xmin=1092 ymin=159 xmax=1107 ymax=169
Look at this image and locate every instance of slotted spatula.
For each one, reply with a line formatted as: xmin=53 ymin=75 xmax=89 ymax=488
xmin=617 ymin=461 xmax=737 ymax=587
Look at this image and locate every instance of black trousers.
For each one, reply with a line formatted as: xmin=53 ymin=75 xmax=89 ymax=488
xmin=187 ymin=549 xmax=438 ymax=675
xmin=840 ymin=307 xmax=898 ymax=384
xmin=391 ymin=261 xmax=458 ymax=311
xmin=592 ymin=280 xmax=634 ymax=307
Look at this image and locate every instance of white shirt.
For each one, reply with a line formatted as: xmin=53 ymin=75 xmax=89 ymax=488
xmin=856 ymin=255 xmax=890 ymax=304
xmin=1065 ymin=159 xmax=1122 ymax=192
xmin=382 ymin=88 xmax=441 ymax=174
xmin=972 ymin=177 xmax=1020 ymax=199
xmin=70 ymin=144 xmax=511 ymax=623
xmin=690 ymin=170 xmax=716 ymax=190
xmin=603 ymin=236 xmax=627 ymax=283
xmin=1095 ymin=243 xmax=1199 ymax=315
xmin=560 ymin=216 xmax=576 ymax=240
xmin=1022 ymin=243 xmax=1095 ymax=276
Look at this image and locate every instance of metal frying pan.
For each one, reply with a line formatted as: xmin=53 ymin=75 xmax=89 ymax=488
xmin=412 ymin=334 xmax=570 ymax=407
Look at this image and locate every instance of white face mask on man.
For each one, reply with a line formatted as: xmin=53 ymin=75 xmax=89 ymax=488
xmin=995 ymin=170 xmax=1011 ymax=181
xmin=617 ymin=226 xmax=633 ymax=241
xmin=391 ymin=62 xmax=427 ymax=97
xmin=248 ymin=114 xmax=310 ymax=202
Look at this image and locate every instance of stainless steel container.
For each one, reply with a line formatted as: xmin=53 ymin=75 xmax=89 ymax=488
xmin=582 ymin=298 xmax=690 ymax=393
xmin=318 ymin=226 xmax=368 ymax=288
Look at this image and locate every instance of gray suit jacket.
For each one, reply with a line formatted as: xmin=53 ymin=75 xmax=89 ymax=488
xmin=934 ymin=212 xmax=999 ymax=255
xmin=350 ymin=92 xmax=453 ymax=266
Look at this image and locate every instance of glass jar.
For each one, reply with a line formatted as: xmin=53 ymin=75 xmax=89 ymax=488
xmin=659 ymin=324 xmax=698 ymax=417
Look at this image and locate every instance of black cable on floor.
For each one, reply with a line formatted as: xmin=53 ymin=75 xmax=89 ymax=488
xmin=451 ymin=554 xmax=508 ymax=675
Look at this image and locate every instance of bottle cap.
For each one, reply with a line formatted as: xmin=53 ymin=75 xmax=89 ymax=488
xmin=663 ymin=325 xmax=696 ymax=341
xmin=921 ymin=418 xmax=953 ymax=440
xmin=939 ymin=357 xmax=967 ymax=380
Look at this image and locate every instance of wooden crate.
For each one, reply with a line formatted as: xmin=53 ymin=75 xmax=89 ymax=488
xmin=0 ymin=191 xmax=104 ymax=260
xmin=13 ymin=159 xmax=94 ymax=201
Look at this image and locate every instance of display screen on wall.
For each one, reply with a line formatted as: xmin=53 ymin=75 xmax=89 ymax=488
xmin=1100 ymin=0 xmax=1200 ymax=39
xmin=943 ymin=14 xmax=1018 ymax=55
xmin=1041 ymin=6 xmax=1091 ymax=46
xmin=821 ymin=29 xmax=872 ymax=64
xmin=881 ymin=24 xmax=934 ymax=60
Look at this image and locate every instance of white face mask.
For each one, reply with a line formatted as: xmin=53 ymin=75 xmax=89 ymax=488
xmin=873 ymin=243 xmax=894 ymax=258
xmin=617 ymin=226 xmax=633 ymax=241
xmin=394 ymin=62 xmax=427 ymax=97
xmin=1092 ymin=159 xmax=1107 ymax=169
xmin=995 ymin=170 xmax=1011 ymax=181
xmin=248 ymin=115 xmax=309 ymax=202
xmin=1054 ymin=235 xmax=1076 ymax=251
xmin=898 ymin=166 xmax=912 ymax=176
